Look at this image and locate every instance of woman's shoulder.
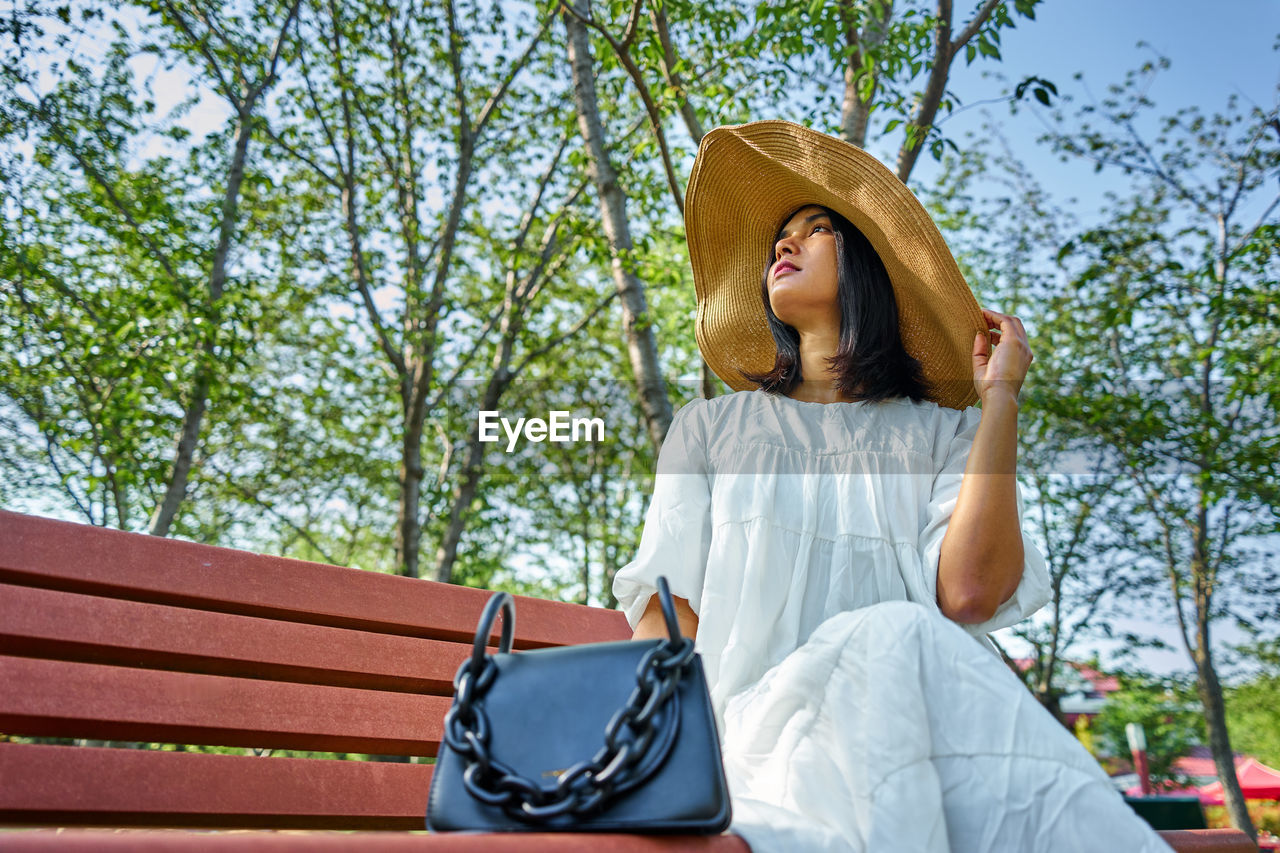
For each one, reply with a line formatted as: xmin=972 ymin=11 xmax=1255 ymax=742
xmin=672 ymin=388 xmax=980 ymax=439
xmin=670 ymin=389 xmax=754 ymax=421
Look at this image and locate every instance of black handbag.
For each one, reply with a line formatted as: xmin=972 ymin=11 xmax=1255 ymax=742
xmin=425 ymin=576 xmax=732 ymax=833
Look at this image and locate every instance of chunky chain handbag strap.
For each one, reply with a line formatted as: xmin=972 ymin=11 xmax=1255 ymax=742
xmin=441 ymin=577 xmax=696 ymax=823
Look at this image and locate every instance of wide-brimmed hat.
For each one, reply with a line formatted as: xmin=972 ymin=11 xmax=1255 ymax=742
xmin=683 ymin=119 xmax=986 ymax=411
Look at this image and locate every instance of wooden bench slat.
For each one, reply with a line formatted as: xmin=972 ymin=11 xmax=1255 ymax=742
xmin=0 ymin=836 xmax=1250 ymax=853
xmin=1 ymin=744 xmax=755 ymax=850
xmin=1154 ymin=829 xmax=1261 ymax=853
xmin=0 ymin=828 xmax=754 ymax=851
xmin=0 ymin=656 xmax=447 ymax=755
xmin=0 ymin=820 xmax=1256 ymax=853
xmin=0 ymin=743 xmax=430 ymax=829
xmin=0 ymin=511 xmax=630 ymax=648
xmin=0 ymin=585 xmax=469 ymax=694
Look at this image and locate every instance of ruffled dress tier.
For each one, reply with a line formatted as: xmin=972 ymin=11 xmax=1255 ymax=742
xmin=612 ymin=389 xmax=1173 ymax=853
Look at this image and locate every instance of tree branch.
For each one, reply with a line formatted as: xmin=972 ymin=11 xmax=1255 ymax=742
xmin=949 ymin=0 xmax=1000 ymax=53
xmin=557 ymin=0 xmax=685 ymax=213
xmin=473 ymin=8 xmax=556 ymax=140
xmin=648 ymin=0 xmax=704 ymax=142
xmin=204 ymin=458 xmax=342 ymax=566
xmin=38 ymin=114 xmax=185 ymax=288
xmin=157 ymin=1 xmax=239 ymax=108
xmin=444 ymin=0 xmax=471 ymax=144
xmin=260 ymin=121 xmax=339 ymax=186
xmin=294 ymin=27 xmax=347 ymax=179
xmin=513 ymin=289 xmax=620 ymax=375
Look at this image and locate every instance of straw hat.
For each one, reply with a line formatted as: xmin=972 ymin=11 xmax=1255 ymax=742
xmin=683 ymin=119 xmax=986 ymax=411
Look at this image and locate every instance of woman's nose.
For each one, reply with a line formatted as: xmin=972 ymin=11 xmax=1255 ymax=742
xmin=775 ymin=233 xmax=799 ymax=257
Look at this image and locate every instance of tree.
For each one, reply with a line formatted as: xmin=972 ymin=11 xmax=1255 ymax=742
xmin=1035 ymin=61 xmax=1280 ymax=839
xmin=135 ymin=0 xmax=303 ymax=536
xmin=0 ymin=0 xmax=306 ymax=537
xmin=2 ymin=6 xmax=265 ymax=534
xmin=261 ymin=0 xmax=569 ymax=578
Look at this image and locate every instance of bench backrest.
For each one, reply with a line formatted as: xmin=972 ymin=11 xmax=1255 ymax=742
xmin=0 ymin=510 xmax=630 ymax=829
xmin=0 ymin=512 xmax=1260 ymax=853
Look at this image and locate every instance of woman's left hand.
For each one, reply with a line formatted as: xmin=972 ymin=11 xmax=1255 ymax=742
xmin=972 ymin=308 xmax=1034 ymax=404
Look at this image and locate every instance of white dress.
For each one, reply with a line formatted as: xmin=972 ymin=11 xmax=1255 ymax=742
xmin=612 ymin=389 xmax=1173 ymax=853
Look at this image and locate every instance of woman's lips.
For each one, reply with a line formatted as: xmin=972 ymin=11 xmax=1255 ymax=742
xmin=774 ymin=264 xmax=798 ymax=277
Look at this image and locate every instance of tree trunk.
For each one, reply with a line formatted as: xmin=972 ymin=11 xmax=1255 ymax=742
xmin=148 ymin=369 xmax=210 ymax=536
xmin=896 ymin=5 xmax=953 ymax=182
xmin=431 ymin=438 xmax=483 ymax=585
xmin=433 ymin=370 xmax=506 ymax=584
xmin=398 ymin=132 xmax=474 ymax=580
xmin=895 ymin=0 xmax=1000 ymax=183
xmin=397 ymin=384 xmax=427 ymax=578
xmin=648 ymin=0 xmax=720 ymax=402
xmin=390 ymin=0 xmax=462 ymax=577
xmin=148 ymin=104 xmax=253 ymax=536
xmin=1035 ymin=580 xmax=1067 ymax=724
xmin=1193 ymin=547 xmax=1256 ymax=838
xmin=430 ymin=403 xmax=489 ymax=585
xmin=648 ymin=0 xmax=703 ymax=144
xmin=562 ymin=0 xmax=672 ymax=451
xmin=839 ymin=0 xmax=893 ymax=148
xmin=700 ymin=362 xmax=719 ymax=401
xmin=1196 ymin=656 xmax=1253 ymax=839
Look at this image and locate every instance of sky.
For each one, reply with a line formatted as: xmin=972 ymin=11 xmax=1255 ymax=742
xmin=909 ymin=0 xmax=1279 ymax=214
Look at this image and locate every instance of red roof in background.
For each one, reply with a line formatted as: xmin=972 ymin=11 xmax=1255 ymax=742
xmin=1074 ymin=665 xmax=1119 ymax=693
xmin=1174 ymin=746 xmax=1250 ymax=779
xmin=1199 ymin=758 xmax=1280 ymax=803
xmin=1011 ymin=657 xmax=1121 ymax=696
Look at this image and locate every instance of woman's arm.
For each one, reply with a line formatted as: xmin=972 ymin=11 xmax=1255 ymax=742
xmin=631 ymin=592 xmax=699 ymax=641
xmin=937 ymin=308 xmax=1034 ymax=624
xmin=936 ymin=390 xmax=1025 ymax=623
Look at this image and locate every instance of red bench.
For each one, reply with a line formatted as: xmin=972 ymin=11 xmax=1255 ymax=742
xmin=0 ymin=511 xmax=1256 ymax=852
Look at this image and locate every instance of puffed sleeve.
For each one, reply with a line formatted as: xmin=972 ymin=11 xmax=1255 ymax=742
xmin=914 ymin=404 xmax=1052 ymax=638
xmin=611 ymin=398 xmax=713 ymax=630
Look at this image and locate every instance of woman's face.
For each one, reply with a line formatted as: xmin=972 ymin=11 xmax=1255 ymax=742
xmin=767 ymin=205 xmax=839 ymax=331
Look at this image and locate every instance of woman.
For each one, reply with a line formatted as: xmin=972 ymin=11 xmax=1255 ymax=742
xmin=612 ymin=121 xmax=1173 ymax=853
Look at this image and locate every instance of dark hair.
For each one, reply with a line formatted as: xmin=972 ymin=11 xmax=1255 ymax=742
xmin=739 ymin=205 xmax=933 ymax=403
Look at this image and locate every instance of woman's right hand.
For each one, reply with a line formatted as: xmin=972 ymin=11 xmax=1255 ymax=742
xmin=632 ymin=591 xmax=699 ymax=641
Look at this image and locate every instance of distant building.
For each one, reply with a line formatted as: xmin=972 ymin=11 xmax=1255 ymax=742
xmin=1173 ymin=745 xmax=1251 ymax=786
xmin=1012 ymin=659 xmax=1258 ymax=796
xmin=1012 ymin=657 xmax=1121 ymax=727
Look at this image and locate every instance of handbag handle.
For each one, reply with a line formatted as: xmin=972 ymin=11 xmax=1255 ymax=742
xmin=654 ymin=576 xmax=685 ymax=643
xmin=470 ymin=590 xmax=516 ymax=674
xmin=469 ymin=576 xmax=683 ymax=671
